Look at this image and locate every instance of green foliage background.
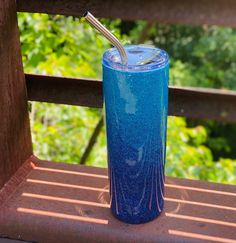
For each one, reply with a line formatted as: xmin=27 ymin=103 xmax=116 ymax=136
xmin=18 ymin=13 xmax=236 ymax=185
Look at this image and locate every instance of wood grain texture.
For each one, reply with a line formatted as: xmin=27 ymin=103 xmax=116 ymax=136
xmin=0 ymin=157 xmax=34 ymax=207
xmin=26 ymin=74 xmax=236 ymax=123
xmin=0 ymin=158 xmax=235 ymax=242
xmin=26 ymin=74 xmax=103 ymax=108
xmin=0 ymin=239 xmax=31 ymax=243
xmin=0 ymin=0 xmax=32 ymax=188
xmin=17 ymin=0 xmax=236 ymax=27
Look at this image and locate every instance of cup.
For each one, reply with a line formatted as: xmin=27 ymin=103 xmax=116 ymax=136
xmin=103 ymin=45 xmax=169 ymax=224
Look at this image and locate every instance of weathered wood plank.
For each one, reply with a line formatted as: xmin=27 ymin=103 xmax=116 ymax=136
xmin=17 ymin=0 xmax=236 ymax=27
xmin=26 ymin=74 xmax=103 ymax=108
xmin=26 ymin=74 xmax=236 ymax=123
xmin=0 ymin=0 xmax=32 ymax=188
xmin=168 ymin=87 xmax=236 ymax=123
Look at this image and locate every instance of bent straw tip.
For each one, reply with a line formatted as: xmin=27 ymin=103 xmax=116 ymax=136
xmin=83 ymin=11 xmax=128 ymax=65
xmin=83 ymin=11 xmax=90 ymax=18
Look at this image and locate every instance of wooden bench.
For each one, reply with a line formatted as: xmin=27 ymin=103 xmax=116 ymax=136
xmin=0 ymin=0 xmax=236 ymax=242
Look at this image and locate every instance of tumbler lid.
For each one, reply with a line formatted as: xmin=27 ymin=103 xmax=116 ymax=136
xmin=103 ymin=45 xmax=169 ymax=71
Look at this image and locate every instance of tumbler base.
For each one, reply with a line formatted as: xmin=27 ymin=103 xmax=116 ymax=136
xmin=111 ymin=205 xmax=164 ymax=224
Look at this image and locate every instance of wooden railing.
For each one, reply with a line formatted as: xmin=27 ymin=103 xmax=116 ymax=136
xmin=26 ymin=74 xmax=236 ymax=123
xmin=16 ymin=0 xmax=236 ymax=123
xmin=17 ymin=0 xmax=236 ymax=27
xmin=0 ymin=1 xmax=236 ymax=242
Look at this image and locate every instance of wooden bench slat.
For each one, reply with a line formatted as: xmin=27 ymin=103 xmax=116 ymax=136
xmin=0 ymin=157 xmax=235 ymax=243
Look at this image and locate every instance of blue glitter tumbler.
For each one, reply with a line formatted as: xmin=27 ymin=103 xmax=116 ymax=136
xmin=103 ymin=45 xmax=169 ymax=224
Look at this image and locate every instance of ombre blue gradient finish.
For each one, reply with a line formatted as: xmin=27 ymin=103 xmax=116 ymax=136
xmin=103 ymin=45 xmax=169 ymax=224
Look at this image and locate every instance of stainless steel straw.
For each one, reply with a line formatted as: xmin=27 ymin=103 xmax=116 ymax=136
xmin=84 ymin=11 xmax=128 ymax=65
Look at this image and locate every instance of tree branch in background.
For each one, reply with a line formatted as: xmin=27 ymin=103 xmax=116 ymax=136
xmin=79 ymin=116 xmax=104 ymax=165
